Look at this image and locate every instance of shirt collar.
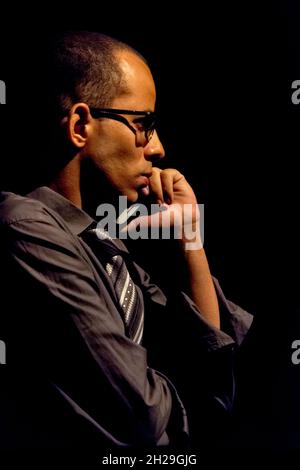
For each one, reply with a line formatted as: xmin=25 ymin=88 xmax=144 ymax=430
xmin=27 ymin=186 xmax=129 ymax=254
xmin=28 ymin=186 xmax=94 ymax=236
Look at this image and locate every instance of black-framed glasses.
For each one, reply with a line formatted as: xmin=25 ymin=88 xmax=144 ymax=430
xmin=89 ymin=107 xmax=156 ymax=146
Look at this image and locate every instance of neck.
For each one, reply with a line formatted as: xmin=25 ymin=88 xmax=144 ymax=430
xmin=49 ymin=155 xmax=82 ymax=208
xmin=79 ymin=159 xmax=122 ymax=217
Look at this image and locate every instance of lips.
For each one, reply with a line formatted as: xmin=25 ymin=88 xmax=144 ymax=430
xmin=138 ymin=174 xmax=151 ymax=197
xmin=139 ymin=176 xmax=150 ymax=187
xmin=140 ymin=185 xmax=150 ymax=197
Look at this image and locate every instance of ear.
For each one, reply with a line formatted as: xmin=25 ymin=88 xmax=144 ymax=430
xmin=66 ymin=103 xmax=92 ymax=148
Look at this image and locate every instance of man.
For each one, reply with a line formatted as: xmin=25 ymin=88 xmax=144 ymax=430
xmin=0 ymin=31 xmax=252 ymax=450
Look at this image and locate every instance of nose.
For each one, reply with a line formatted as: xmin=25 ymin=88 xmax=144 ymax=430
xmin=143 ymin=131 xmax=165 ymax=163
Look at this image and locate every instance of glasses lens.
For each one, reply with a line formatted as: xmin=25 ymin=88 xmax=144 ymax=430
xmin=144 ymin=114 xmax=156 ymax=142
xmin=146 ymin=128 xmax=155 ymax=142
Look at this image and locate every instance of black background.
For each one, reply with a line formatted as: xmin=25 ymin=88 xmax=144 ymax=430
xmin=0 ymin=1 xmax=298 ymax=450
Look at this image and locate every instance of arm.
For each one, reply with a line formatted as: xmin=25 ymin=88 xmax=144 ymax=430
xmin=132 ymin=249 xmax=252 ymax=448
xmin=178 ymin=241 xmax=220 ymax=329
xmin=130 ymin=167 xmax=220 ymax=328
xmin=127 ymin=166 xmax=252 ymax=338
xmin=127 ymin=169 xmax=253 ymax=444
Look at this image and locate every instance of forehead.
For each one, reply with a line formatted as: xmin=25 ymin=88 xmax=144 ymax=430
xmin=113 ymin=50 xmax=156 ymax=110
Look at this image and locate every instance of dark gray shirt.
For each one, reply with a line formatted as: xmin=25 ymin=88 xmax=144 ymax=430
xmin=0 ymin=187 xmax=253 ymax=449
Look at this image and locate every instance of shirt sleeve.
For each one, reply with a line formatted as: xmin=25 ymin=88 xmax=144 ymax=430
xmin=131 ymin=259 xmax=254 ymax=440
xmin=2 ymin=212 xmax=173 ymax=447
xmin=132 ymin=261 xmax=253 ymax=350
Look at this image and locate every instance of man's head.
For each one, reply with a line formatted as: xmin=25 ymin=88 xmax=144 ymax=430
xmin=48 ymin=31 xmax=140 ymax=117
xmin=45 ymin=31 xmax=165 ymax=204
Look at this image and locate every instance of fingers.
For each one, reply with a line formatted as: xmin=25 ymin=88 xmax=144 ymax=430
xmin=160 ymin=170 xmax=175 ymax=204
xmin=149 ymin=168 xmax=183 ymax=204
xmin=148 ymin=168 xmax=164 ymax=203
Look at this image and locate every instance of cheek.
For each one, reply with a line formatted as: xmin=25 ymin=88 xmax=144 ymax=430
xmin=89 ymin=128 xmax=145 ymax=179
xmin=95 ymin=152 xmax=143 ymax=190
xmin=105 ymin=145 xmax=144 ymax=175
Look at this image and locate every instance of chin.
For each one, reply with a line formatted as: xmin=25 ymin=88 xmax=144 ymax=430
xmin=120 ymin=188 xmax=138 ymax=204
xmin=127 ymin=193 xmax=139 ymax=204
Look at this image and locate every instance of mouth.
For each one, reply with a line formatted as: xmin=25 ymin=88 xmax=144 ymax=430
xmin=138 ymin=173 xmax=151 ymax=197
xmin=139 ymin=185 xmax=150 ymax=197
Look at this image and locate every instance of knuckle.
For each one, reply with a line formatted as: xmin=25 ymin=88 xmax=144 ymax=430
xmin=151 ymin=167 xmax=162 ymax=175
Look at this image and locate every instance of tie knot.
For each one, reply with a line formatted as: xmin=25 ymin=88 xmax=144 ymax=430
xmin=87 ymin=227 xmax=113 ymax=241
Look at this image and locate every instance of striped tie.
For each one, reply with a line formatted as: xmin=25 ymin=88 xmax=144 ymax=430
xmin=83 ymin=227 xmax=144 ymax=344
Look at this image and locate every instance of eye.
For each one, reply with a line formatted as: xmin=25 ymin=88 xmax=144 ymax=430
xmin=132 ymin=117 xmax=147 ymax=131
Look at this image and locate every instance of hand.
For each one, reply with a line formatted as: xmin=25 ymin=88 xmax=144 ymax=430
xmin=148 ymin=168 xmax=197 ymax=207
xmin=126 ymin=169 xmax=219 ymax=328
xmin=124 ymin=168 xmax=203 ymax=250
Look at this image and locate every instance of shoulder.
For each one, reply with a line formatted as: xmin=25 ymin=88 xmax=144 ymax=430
xmin=0 ymin=191 xmax=50 ymax=226
xmin=0 ymin=191 xmax=84 ymax=262
xmin=0 ymin=191 xmax=72 ymax=250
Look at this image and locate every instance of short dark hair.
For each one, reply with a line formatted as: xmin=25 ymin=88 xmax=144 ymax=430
xmin=1 ymin=31 xmax=148 ymax=194
xmin=46 ymin=31 xmax=147 ymax=118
